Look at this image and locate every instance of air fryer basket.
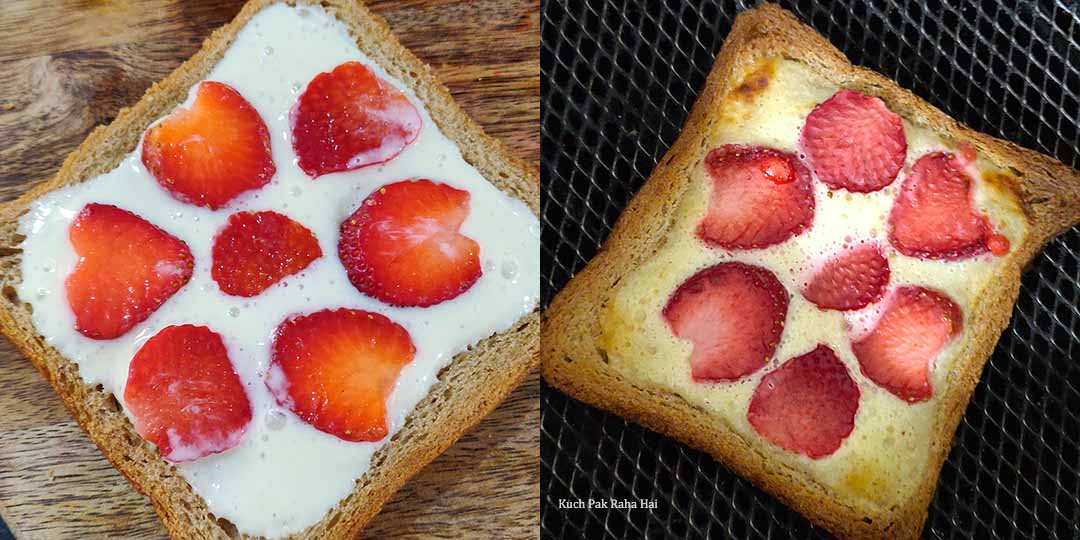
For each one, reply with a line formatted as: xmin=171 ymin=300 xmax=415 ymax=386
xmin=540 ymin=1 xmax=1080 ymax=538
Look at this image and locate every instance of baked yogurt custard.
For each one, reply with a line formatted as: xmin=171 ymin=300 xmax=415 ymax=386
xmin=15 ymin=3 xmax=538 ymax=538
xmin=600 ymin=54 xmax=1029 ymax=509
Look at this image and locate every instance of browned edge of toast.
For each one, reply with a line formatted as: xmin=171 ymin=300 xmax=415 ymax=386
xmin=540 ymin=4 xmax=1080 ymax=540
xmin=0 ymin=1 xmax=540 ymax=539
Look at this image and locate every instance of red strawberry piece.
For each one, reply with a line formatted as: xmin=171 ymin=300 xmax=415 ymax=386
xmin=142 ymin=81 xmax=275 ymax=209
xmin=987 ymin=234 xmax=1010 ymax=256
xmin=291 ymin=61 xmax=421 ymax=178
xmin=802 ymin=243 xmax=890 ymax=311
xmin=268 ymin=308 xmax=415 ymax=442
xmin=852 ymin=286 xmax=962 ymax=403
xmin=663 ymin=262 xmax=789 ymax=382
xmin=339 ymin=179 xmax=481 ymax=307
xmin=956 ymin=141 xmax=978 ymax=164
xmin=65 ymin=204 xmax=193 ymax=340
xmin=888 ymin=152 xmax=995 ymax=260
xmin=124 ymin=325 xmax=252 ymax=462
xmin=212 ymin=211 xmax=322 ymax=297
xmin=800 ymin=88 xmax=907 ymax=193
xmin=748 ymin=344 xmax=860 ymax=459
xmin=697 ymin=145 xmax=814 ymax=250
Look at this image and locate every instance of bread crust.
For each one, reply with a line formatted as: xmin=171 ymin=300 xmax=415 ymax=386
xmin=0 ymin=1 xmax=539 ymax=539
xmin=540 ymin=5 xmax=1080 ymax=540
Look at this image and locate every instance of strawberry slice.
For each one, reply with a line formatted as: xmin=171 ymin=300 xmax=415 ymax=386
xmin=291 ymin=61 xmax=422 ymax=178
xmin=800 ymin=89 xmax=906 ymax=193
xmin=267 ymin=308 xmax=415 ymax=442
xmin=212 ymin=211 xmax=322 ymax=297
xmin=66 ymin=204 xmax=193 ymax=340
xmin=339 ymin=179 xmax=482 ymax=307
xmin=852 ymin=286 xmax=963 ymax=403
xmin=663 ymin=263 xmax=789 ymax=382
xmin=141 ymin=81 xmax=275 ymax=209
xmin=124 ymin=325 xmax=252 ymax=462
xmin=889 ymin=151 xmax=995 ymax=260
xmin=748 ymin=345 xmax=860 ymax=459
xmin=802 ymin=243 xmax=890 ymax=311
xmin=698 ymin=145 xmax=814 ymax=250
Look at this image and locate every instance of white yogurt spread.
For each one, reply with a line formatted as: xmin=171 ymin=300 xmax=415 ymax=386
xmin=17 ymin=3 xmax=539 ymax=537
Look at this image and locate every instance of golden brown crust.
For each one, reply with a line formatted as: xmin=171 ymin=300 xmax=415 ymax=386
xmin=0 ymin=1 xmax=539 ymax=539
xmin=541 ymin=4 xmax=1080 ymax=540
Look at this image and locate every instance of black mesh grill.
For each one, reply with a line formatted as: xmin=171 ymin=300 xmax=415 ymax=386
xmin=540 ymin=1 xmax=1080 ymax=538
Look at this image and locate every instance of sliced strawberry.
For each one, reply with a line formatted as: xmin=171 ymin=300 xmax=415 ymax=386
xmin=212 ymin=211 xmax=322 ymax=297
xmin=65 ymin=204 xmax=193 ymax=340
xmin=698 ymin=145 xmax=814 ymax=250
xmin=663 ymin=263 xmax=789 ymax=382
xmin=802 ymin=243 xmax=890 ymax=311
xmin=291 ymin=62 xmax=421 ymax=178
xmin=889 ymin=151 xmax=994 ymax=260
xmin=339 ymin=179 xmax=481 ymax=307
xmin=142 ymin=81 xmax=275 ymax=209
xmin=124 ymin=325 xmax=251 ymax=462
xmin=748 ymin=345 xmax=860 ymax=459
xmin=267 ymin=308 xmax=415 ymax=442
xmin=801 ymin=89 xmax=906 ymax=193
xmin=852 ymin=286 xmax=962 ymax=403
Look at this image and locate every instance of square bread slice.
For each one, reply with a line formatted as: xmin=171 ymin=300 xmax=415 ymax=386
xmin=0 ymin=1 xmax=538 ymax=539
xmin=541 ymin=4 xmax=1080 ymax=540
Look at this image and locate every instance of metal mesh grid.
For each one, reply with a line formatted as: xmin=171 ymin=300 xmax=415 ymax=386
xmin=539 ymin=1 xmax=1080 ymax=538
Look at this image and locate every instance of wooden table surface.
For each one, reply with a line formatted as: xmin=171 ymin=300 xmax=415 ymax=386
xmin=0 ymin=1 xmax=539 ymax=538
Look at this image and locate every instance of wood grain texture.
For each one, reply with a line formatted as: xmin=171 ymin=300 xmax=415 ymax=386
xmin=0 ymin=0 xmax=539 ymax=538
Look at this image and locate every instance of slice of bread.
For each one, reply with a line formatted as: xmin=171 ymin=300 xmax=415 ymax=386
xmin=541 ymin=5 xmax=1080 ymax=540
xmin=0 ymin=1 xmax=538 ymax=539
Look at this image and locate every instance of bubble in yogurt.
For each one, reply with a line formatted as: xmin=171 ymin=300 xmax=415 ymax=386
xmin=266 ymin=409 xmax=288 ymax=431
xmin=501 ymin=260 xmax=519 ymax=280
xmin=229 ymin=307 xmax=240 ymax=318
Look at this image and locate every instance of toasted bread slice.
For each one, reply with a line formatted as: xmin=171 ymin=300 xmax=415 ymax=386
xmin=0 ymin=1 xmax=539 ymax=539
xmin=541 ymin=5 xmax=1080 ymax=540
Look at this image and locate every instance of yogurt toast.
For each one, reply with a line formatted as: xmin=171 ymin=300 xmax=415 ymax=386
xmin=541 ymin=5 xmax=1080 ymax=539
xmin=0 ymin=1 xmax=539 ymax=539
